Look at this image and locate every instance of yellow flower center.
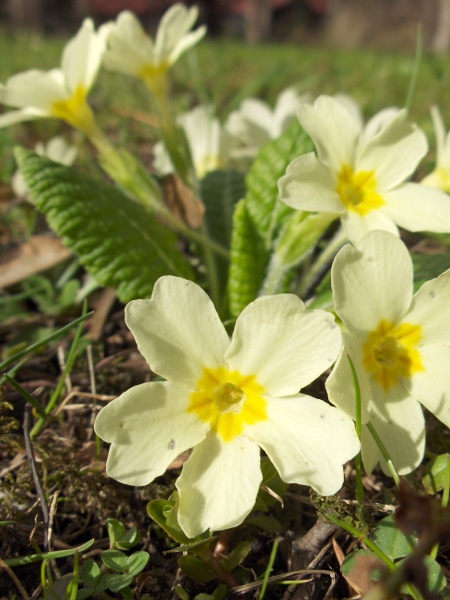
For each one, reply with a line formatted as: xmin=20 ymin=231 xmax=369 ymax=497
xmin=140 ymin=63 xmax=169 ymax=104
xmin=188 ymin=367 xmax=268 ymax=442
xmin=362 ymin=320 xmax=425 ymax=391
xmin=336 ymin=164 xmax=385 ymax=216
xmin=52 ymin=85 xmax=95 ymax=135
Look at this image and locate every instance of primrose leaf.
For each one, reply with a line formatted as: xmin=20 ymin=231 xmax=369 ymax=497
xmin=422 ymin=453 xmax=450 ymax=494
xmin=245 ymin=119 xmax=313 ymax=247
xmin=412 ymin=250 xmax=450 ymax=291
xmin=372 ymin=515 xmax=416 ymax=560
xmin=15 ymin=147 xmax=194 ymax=302
xmin=200 ymin=169 xmax=246 ymax=305
xmin=106 ymin=572 xmax=134 ymax=592
xmin=220 ymin=541 xmax=252 ymax=570
xmin=178 ymin=555 xmax=216 ymax=583
xmin=228 ymin=199 xmax=270 ymax=317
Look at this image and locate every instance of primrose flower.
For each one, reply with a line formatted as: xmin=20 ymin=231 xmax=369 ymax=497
xmin=153 ymin=105 xmax=236 ymax=179
xmin=95 ymin=276 xmax=359 ymax=538
xmin=225 ymin=87 xmax=303 ymax=159
xmin=0 ymin=19 xmax=108 ymax=136
xmin=421 ymin=106 xmax=450 ymax=192
xmin=279 ymin=95 xmax=450 ymax=244
xmin=326 ymin=230 xmax=450 ymax=476
xmin=103 ymin=5 xmax=206 ymax=99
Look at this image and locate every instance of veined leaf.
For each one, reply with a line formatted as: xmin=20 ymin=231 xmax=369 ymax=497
xmin=228 ymin=200 xmax=270 ymax=317
xmin=200 ymin=169 xmax=246 ymax=308
xmin=245 ymin=119 xmax=313 ymax=247
xmin=15 ymin=148 xmax=194 ymax=302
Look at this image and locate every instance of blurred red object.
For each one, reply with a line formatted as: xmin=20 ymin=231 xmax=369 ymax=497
xmin=88 ymin=0 xmax=175 ymax=15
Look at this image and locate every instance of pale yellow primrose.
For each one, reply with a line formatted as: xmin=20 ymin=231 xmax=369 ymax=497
xmin=153 ymin=105 xmax=237 ymax=180
xmin=0 ymin=19 xmax=108 ymax=136
xmin=94 ymin=276 xmax=359 ymax=538
xmin=102 ymin=4 xmax=206 ymax=98
xmin=422 ymin=105 xmax=450 ymax=192
xmin=279 ymin=95 xmax=450 ymax=244
xmin=326 ymin=230 xmax=450 ymax=476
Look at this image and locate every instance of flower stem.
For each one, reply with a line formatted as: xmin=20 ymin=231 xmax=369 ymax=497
xmin=365 ymin=422 xmax=400 ymax=486
xmin=296 ymin=226 xmax=346 ymax=298
xmin=346 ymin=355 xmax=365 ymax=525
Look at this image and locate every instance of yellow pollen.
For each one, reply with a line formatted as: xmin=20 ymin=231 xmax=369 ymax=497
xmin=363 ymin=320 xmax=425 ymax=391
xmin=336 ymin=164 xmax=385 ymax=216
xmin=188 ymin=366 xmax=268 ymax=442
xmin=52 ymin=85 xmax=95 ymax=134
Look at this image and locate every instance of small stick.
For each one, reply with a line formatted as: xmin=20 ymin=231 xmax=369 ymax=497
xmin=23 ymin=405 xmax=49 ymax=550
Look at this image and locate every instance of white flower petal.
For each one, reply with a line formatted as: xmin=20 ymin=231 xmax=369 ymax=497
xmin=382 ymin=183 xmax=450 ymax=233
xmin=0 ymin=107 xmax=47 ymax=127
xmin=103 ymin=11 xmax=154 ymax=76
xmin=248 ymin=394 xmax=359 ymax=495
xmin=297 ymin=95 xmax=361 ymax=172
xmin=326 ymin=333 xmax=373 ymax=423
xmin=279 ymin=153 xmax=344 ymax=213
xmin=407 ymin=269 xmax=450 ymax=344
xmin=177 ymin=433 xmax=262 ymax=537
xmin=62 ymin=18 xmax=107 ymax=94
xmin=361 ymin=388 xmax=425 ymax=475
xmin=94 ymin=381 xmax=208 ymax=486
xmin=340 ymin=206 xmax=399 ymax=244
xmin=225 ymin=294 xmax=342 ymax=395
xmin=331 ymin=231 xmax=413 ymax=334
xmin=169 ymin=26 xmax=207 ymax=65
xmin=405 ymin=344 xmax=450 ymax=428
xmin=1 ymin=69 xmax=67 ymax=111
xmin=362 ymin=107 xmax=400 ymax=143
xmin=125 ymin=276 xmax=229 ymax=388
xmin=357 ymin=110 xmax=427 ymax=190
xmin=155 ymin=4 xmax=203 ymax=63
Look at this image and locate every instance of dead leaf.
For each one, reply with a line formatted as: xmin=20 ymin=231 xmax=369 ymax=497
xmin=162 ymin=173 xmax=205 ymax=229
xmin=0 ymin=235 xmax=72 ymax=289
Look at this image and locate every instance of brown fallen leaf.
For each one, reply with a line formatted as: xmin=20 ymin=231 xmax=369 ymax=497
xmin=162 ymin=173 xmax=205 ymax=229
xmin=0 ymin=235 xmax=72 ymax=289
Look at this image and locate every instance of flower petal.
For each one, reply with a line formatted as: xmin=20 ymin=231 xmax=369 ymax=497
xmin=357 ymin=110 xmax=427 ymax=190
xmin=177 ymin=433 xmax=262 ymax=537
xmin=103 ymin=11 xmax=154 ymax=76
xmin=62 ymin=18 xmax=107 ymax=94
xmin=0 ymin=107 xmax=47 ymax=127
xmin=340 ymin=205 xmax=399 ymax=244
xmin=297 ymin=95 xmax=361 ymax=171
xmin=94 ymin=381 xmax=208 ymax=486
xmin=155 ymin=4 xmax=203 ymax=63
xmin=0 ymin=69 xmax=67 ymax=111
xmin=125 ymin=276 xmax=230 ymax=388
xmin=331 ymin=230 xmax=413 ymax=334
xmin=248 ymin=394 xmax=359 ymax=495
xmin=361 ymin=388 xmax=425 ymax=476
xmin=407 ymin=269 xmax=450 ymax=344
xmin=405 ymin=343 xmax=450 ymax=428
xmin=382 ymin=183 xmax=450 ymax=233
xmin=279 ymin=153 xmax=344 ymax=214
xmin=169 ymin=26 xmax=207 ymax=65
xmin=326 ymin=333 xmax=373 ymax=423
xmin=225 ymin=294 xmax=342 ymax=395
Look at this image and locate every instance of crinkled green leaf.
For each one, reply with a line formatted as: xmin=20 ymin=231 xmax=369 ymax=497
xmin=200 ymin=169 xmax=246 ymax=309
xmin=412 ymin=250 xmax=450 ymax=291
xmin=228 ymin=200 xmax=270 ymax=317
xmin=15 ymin=147 xmax=194 ymax=302
xmin=245 ymin=119 xmax=313 ymax=247
xmin=422 ymin=453 xmax=450 ymax=494
xmin=372 ymin=515 xmax=416 ymax=560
